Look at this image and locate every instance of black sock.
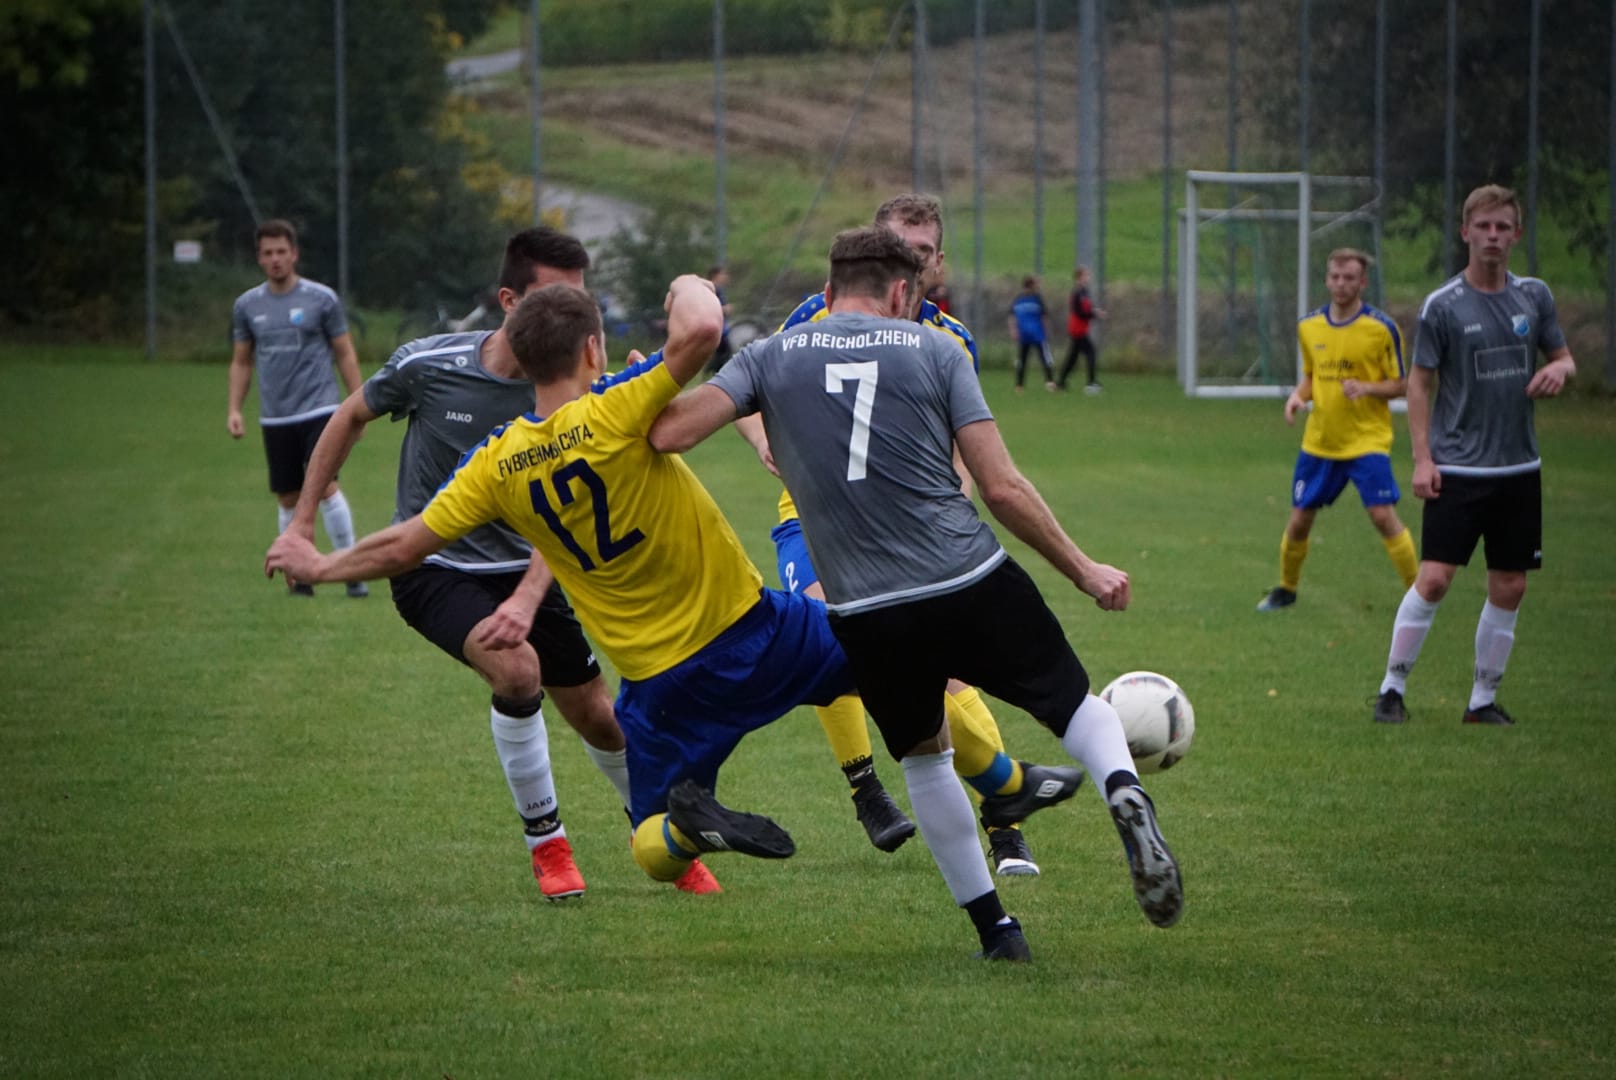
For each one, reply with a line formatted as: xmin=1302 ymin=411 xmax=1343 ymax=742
xmin=842 ymin=756 xmax=877 ymax=792
xmin=963 ymin=890 xmax=1008 ymax=942
xmin=1104 ymin=769 xmax=1142 ymax=799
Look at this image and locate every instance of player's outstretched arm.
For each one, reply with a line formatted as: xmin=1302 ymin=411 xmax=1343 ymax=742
xmin=289 ymin=389 xmax=380 ymax=539
xmin=472 ymin=552 xmax=557 ymax=652
xmin=657 ymin=274 xmax=725 ymax=388
xmin=266 ymin=517 xmax=445 ymax=586
xmin=648 ymin=385 xmax=740 ymax=454
xmin=226 ymin=340 xmax=255 ymax=438
xmin=955 ymin=419 xmax=1129 ymax=611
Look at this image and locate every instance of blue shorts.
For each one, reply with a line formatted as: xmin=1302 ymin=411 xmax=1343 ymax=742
xmin=769 ymin=517 xmax=819 ymax=594
xmin=1291 ymin=451 xmax=1399 ymax=511
xmin=617 ymin=588 xmax=855 ymax=824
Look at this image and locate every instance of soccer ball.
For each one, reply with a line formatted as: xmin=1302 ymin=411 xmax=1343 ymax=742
xmin=1099 ymin=671 xmax=1195 ymax=773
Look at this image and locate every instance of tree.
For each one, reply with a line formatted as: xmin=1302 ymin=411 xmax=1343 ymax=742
xmin=1247 ymin=0 xmax=1612 ymax=276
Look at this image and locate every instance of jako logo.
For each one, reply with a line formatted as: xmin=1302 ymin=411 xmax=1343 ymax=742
xmin=445 ymin=411 xmax=475 ymax=423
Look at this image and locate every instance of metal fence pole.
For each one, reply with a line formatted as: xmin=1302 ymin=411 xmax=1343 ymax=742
xmin=1160 ymin=0 xmax=1173 ymax=343
xmin=1298 ymin=0 xmax=1310 ymax=175
xmin=1527 ymin=0 xmax=1541 ymax=275
xmin=972 ymin=0 xmax=985 ymax=332
xmin=1373 ymin=0 xmax=1386 ymax=306
xmin=1607 ymin=5 xmax=1615 ymax=385
xmin=335 ymin=0 xmax=349 ymax=300
xmin=912 ymin=0 xmax=926 ymax=190
xmin=144 ymin=0 xmax=157 ymax=359
xmin=1097 ymin=0 xmax=1107 ymax=303
xmin=1224 ymin=0 xmax=1238 ymax=345
xmin=1442 ymin=0 xmax=1457 ymax=275
xmin=530 ymin=0 xmax=543 ymax=223
xmin=1076 ymin=0 xmax=1099 ymax=278
xmin=714 ymin=0 xmax=727 ymax=264
xmin=1033 ymin=0 xmax=1045 ymax=277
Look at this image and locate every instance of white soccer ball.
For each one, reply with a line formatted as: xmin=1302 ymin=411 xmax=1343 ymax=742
xmin=1099 ymin=670 xmax=1195 ymax=774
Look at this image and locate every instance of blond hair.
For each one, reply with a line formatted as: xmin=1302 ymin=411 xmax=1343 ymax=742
xmin=1461 ymin=184 xmax=1521 ymax=228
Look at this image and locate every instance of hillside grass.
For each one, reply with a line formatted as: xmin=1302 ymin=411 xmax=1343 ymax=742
xmin=2 ymin=346 xmax=1613 ymax=1077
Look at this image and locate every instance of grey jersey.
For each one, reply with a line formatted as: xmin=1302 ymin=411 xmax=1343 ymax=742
xmin=364 ymin=331 xmax=535 ymax=573
xmin=231 ymin=279 xmax=349 ymax=425
xmin=1414 ymin=272 xmax=1566 ymax=475
xmin=711 ymin=310 xmax=1003 ymax=614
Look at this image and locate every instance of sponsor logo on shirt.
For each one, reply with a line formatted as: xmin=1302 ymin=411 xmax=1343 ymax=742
xmin=1463 ymin=323 xmax=1484 ymax=334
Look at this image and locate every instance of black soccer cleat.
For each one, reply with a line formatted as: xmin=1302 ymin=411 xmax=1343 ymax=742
xmin=666 ymin=780 xmax=796 ymax=859
xmin=978 ymin=763 xmax=1085 ymax=829
xmin=1463 ymin=702 xmax=1515 ymax=726
xmin=1373 ymin=688 xmax=1409 ymax=725
xmin=288 ymin=581 xmax=316 ymax=597
xmin=1109 ymin=785 xmax=1183 ymax=929
xmin=986 ymin=826 xmax=1040 ymax=877
xmin=852 ymin=783 xmax=916 ymax=853
xmin=1256 ymin=586 xmax=1297 ymax=612
xmin=345 ymin=581 xmax=370 ymax=599
xmin=974 ymin=916 xmax=1032 ymax=962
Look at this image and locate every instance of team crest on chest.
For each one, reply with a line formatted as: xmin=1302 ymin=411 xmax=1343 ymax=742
xmin=289 ymin=307 xmax=306 ymax=326
xmin=1511 ymin=314 xmax=1530 ymax=337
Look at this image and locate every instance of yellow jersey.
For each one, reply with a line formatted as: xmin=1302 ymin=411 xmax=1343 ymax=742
xmin=1296 ymin=302 xmax=1405 ymax=459
xmin=772 ymin=293 xmax=978 ymax=522
xmin=421 ymin=358 xmax=763 ymax=681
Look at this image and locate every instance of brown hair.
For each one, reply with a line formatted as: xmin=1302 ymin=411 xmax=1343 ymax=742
xmin=873 ymin=192 xmax=944 ymax=251
xmin=498 ymin=226 xmax=590 ymax=294
xmin=829 ymin=226 xmax=923 ymax=300
xmin=1327 ymin=248 xmax=1373 ymax=274
xmin=1461 ymin=184 xmax=1521 ymax=228
xmin=505 ymin=283 xmax=603 ymax=385
xmin=255 ymin=219 xmax=298 ymax=249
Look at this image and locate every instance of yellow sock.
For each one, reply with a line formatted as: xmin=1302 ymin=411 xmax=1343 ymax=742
xmin=1383 ymin=527 xmax=1418 ymax=587
xmin=1279 ymin=534 xmax=1309 ymax=592
xmin=946 ymin=688 xmax=1023 ymax=798
xmin=815 ymin=695 xmax=874 ymax=778
xmin=631 ymin=813 xmax=696 ymax=882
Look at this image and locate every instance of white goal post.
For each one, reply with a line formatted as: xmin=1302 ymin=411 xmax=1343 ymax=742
xmin=1177 ymin=170 xmax=1382 ymax=398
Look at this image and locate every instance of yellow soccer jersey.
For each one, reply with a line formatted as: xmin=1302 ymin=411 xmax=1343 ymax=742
xmin=1297 ymin=302 xmax=1405 ymax=459
xmin=421 ymin=358 xmax=763 ymax=681
xmin=772 ymin=293 xmax=978 ymax=522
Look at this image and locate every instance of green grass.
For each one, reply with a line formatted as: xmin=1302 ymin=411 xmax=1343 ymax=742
xmin=2 ymin=347 xmax=1614 ymax=1077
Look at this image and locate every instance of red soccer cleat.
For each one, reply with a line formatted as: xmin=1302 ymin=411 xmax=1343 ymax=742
xmin=673 ymin=858 xmax=722 ymax=895
xmin=531 ymin=836 xmax=586 ymax=901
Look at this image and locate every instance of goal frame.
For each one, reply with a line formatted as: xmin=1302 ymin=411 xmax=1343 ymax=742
xmin=1176 ymin=170 xmax=1381 ymax=398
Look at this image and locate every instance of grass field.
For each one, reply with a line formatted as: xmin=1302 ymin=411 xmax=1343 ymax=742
xmin=2 ymin=348 xmax=1614 ymax=1077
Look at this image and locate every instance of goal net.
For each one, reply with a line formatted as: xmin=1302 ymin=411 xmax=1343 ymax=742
xmin=1176 ymin=171 xmax=1382 ymax=397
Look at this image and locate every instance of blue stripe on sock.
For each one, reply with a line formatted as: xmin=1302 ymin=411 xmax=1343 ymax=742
xmin=965 ymin=752 xmax=1014 ymax=798
xmin=663 ymin=817 xmax=698 ymax=859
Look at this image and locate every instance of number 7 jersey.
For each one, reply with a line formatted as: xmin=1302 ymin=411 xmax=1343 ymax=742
xmin=708 ymin=311 xmax=1003 ymax=616
xmin=420 ymin=355 xmax=763 ymax=680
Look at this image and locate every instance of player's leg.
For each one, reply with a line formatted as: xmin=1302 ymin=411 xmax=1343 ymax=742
xmin=391 ymin=566 xmax=583 ymax=897
xmin=1349 ymin=453 xmax=1417 ymax=588
xmin=772 ymin=518 xmax=914 ymax=850
xmin=1083 ymin=336 xmax=1100 ymax=389
xmin=953 ymin=559 xmax=1181 ymax=928
xmin=1261 ymin=453 xmax=1343 ymax=611
xmin=830 ymin=601 xmax=1028 ymax=960
xmin=1039 ymin=342 xmax=1057 ymax=389
xmin=1014 ymin=342 xmax=1031 ymax=391
xmin=942 ymin=683 xmax=1039 ymax=877
xmin=1375 ymin=476 xmax=1480 ymax=723
xmin=1057 ymin=337 xmax=1080 ymax=388
xmin=264 ymin=424 xmax=315 ymax=596
xmin=1464 ymin=472 xmax=1539 ymax=725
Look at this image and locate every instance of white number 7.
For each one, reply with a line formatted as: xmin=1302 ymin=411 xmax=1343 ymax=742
xmin=825 ymin=361 xmax=879 ymax=481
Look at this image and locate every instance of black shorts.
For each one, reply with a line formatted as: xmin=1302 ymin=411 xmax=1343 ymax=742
xmin=827 ymin=557 xmax=1090 ymax=759
xmin=262 ymin=414 xmax=335 ymax=495
xmin=388 ymin=564 xmax=602 ymax=687
xmin=1421 ymin=470 xmax=1543 ymax=571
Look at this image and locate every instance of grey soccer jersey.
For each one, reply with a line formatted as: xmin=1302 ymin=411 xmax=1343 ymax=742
xmin=710 ymin=310 xmax=1004 ymax=614
xmin=230 ymin=279 xmax=349 ymax=425
xmin=1413 ymin=272 xmax=1566 ymax=475
xmin=364 ymin=331 xmax=535 ymax=572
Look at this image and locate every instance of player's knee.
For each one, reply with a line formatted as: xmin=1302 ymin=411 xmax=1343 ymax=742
xmin=472 ymin=646 xmax=543 ymax=700
xmin=632 ymin=815 xmax=693 ymax=882
xmin=1488 ymin=572 xmax=1527 ymax=609
xmin=1415 ymin=564 xmax=1455 ymax=602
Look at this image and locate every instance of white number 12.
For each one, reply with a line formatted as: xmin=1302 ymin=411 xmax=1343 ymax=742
xmin=824 ymin=362 xmax=879 ymax=481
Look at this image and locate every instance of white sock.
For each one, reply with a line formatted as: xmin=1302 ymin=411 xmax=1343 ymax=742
xmin=489 ymin=704 xmax=562 ymax=849
xmin=320 ymin=491 xmax=356 ymax=550
xmin=1381 ymin=587 xmax=1439 ymax=695
xmin=901 ymin=750 xmax=995 ymax=906
xmin=1060 ymin=694 xmax=1135 ymax=794
xmin=1470 ymin=601 xmax=1518 ymax=710
xmin=277 ymin=505 xmax=295 ymax=534
xmin=583 ymin=742 xmax=633 ymax=814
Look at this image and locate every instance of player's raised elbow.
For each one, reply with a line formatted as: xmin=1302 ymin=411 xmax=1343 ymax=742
xmin=648 ymin=409 xmax=697 ymax=454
